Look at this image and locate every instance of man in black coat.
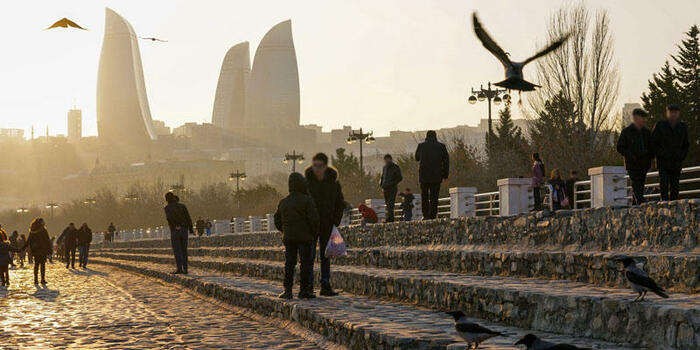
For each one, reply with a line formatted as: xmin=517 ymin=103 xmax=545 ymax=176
xmin=274 ymin=172 xmax=320 ymax=299
xmin=652 ymin=104 xmax=690 ymax=201
xmin=415 ymin=130 xmax=450 ymax=219
xmin=305 ymin=153 xmax=345 ymax=296
xmin=164 ymin=192 xmax=194 ymax=274
xmin=379 ymin=154 xmax=402 ymax=222
xmin=57 ymin=223 xmax=79 ymax=269
xmin=617 ymin=108 xmax=653 ymax=205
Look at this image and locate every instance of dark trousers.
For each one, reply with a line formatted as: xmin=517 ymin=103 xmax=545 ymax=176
xmin=420 ymin=182 xmax=441 ymax=220
xmin=170 ymin=228 xmax=189 ymax=273
xmin=65 ymin=247 xmax=76 ymax=268
xmin=627 ymin=168 xmax=648 ymax=205
xmin=403 ymin=205 xmax=413 ymax=221
xmin=283 ymin=241 xmax=314 ymax=292
xmin=383 ymin=186 xmax=398 ymax=222
xmin=78 ymin=244 xmax=90 ymax=267
xmin=310 ymin=234 xmax=331 ymax=285
xmin=533 ymin=186 xmax=542 ymax=210
xmin=34 ymin=256 xmax=46 ymax=283
xmin=659 ymin=166 xmax=682 ymax=201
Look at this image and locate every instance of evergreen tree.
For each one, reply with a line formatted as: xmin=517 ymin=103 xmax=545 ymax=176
xmin=641 ymin=62 xmax=681 ymax=126
xmin=487 ymin=102 xmax=529 ymax=179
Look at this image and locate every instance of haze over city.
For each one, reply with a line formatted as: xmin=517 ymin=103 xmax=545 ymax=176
xmin=1 ymin=0 xmax=698 ymax=137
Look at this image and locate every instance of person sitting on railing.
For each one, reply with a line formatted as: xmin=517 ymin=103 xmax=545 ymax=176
xmin=617 ymin=108 xmax=653 ymax=205
xmin=358 ymin=204 xmax=378 ymax=227
xmin=398 ymin=188 xmax=415 ymax=221
xmin=547 ymin=169 xmax=567 ymax=211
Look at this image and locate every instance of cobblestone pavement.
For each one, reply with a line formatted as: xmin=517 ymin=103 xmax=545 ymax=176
xmin=0 ymin=262 xmax=324 ymax=349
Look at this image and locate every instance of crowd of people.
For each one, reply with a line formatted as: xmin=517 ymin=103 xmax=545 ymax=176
xmin=0 ymin=219 xmax=95 ymax=287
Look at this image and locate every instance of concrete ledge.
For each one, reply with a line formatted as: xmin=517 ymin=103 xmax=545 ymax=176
xmin=95 ymin=252 xmax=700 ymax=350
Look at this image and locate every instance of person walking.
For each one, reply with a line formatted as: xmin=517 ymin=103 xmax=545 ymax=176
xmin=107 ymin=222 xmax=116 ymax=242
xmin=398 ymin=188 xmax=415 ymax=221
xmin=547 ymin=169 xmax=566 ymax=211
xmin=164 ymin=192 xmax=194 ymax=274
xmin=379 ymin=154 xmax=402 ymax=222
xmin=205 ymin=219 xmax=212 ymax=237
xmin=17 ymin=234 xmax=27 ymax=268
xmin=9 ymin=230 xmax=19 ymax=268
xmin=415 ymin=130 xmax=449 ymax=220
xmin=274 ymin=172 xmax=320 ymax=299
xmin=617 ymin=108 xmax=653 ymax=205
xmin=652 ymin=104 xmax=690 ymax=201
xmin=195 ymin=217 xmax=205 ymax=237
xmin=22 ymin=218 xmax=52 ymax=285
xmin=57 ymin=223 xmax=79 ymax=269
xmin=305 ymin=153 xmax=345 ymax=297
xmin=531 ymin=153 xmax=545 ymax=210
xmin=77 ymin=223 xmax=92 ymax=268
xmin=0 ymin=236 xmax=21 ymax=286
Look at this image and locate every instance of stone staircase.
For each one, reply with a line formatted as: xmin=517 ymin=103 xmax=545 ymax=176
xmin=92 ymin=201 xmax=700 ymax=349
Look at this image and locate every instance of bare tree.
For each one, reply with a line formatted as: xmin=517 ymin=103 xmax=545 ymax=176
xmin=527 ymin=3 xmax=620 ymax=170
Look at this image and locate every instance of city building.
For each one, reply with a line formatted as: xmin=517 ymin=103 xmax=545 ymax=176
xmin=67 ymin=108 xmax=82 ymax=144
xmin=152 ymin=120 xmax=171 ymax=136
xmin=172 ymin=122 xmax=223 ymax=150
xmin=212 ymin=42 xmax=250 ymax=133
xmin=96 ymin=8 xmax=157 ymax=161
xmin=246 ymin=20 xmax=300 ymax=132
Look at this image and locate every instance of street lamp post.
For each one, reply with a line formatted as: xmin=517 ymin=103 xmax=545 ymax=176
xmin=83 ymin=198 xmax=97 ymax=205
xmin=346 ymin=128 xmax=375 ymax=176
xmin=123 ymin=193 xmax=140 ymax=201
xmin=16 ymin=207 xmax=29 ymax=214
xmin=468 ymin=82 xmax=509 ymax=149
xmin=45 ymin=202 xmax=59 ymax=218
xmin=283 ymin=150 xmax=305 ymax=172
xmin=228 ymin=170 xmax=247 ymax=209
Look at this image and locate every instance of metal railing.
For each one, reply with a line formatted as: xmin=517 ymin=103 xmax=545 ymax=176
xmin=573 ymin=180 xmax=592 ymax=209
xmin=624 ymin=165 xmax=700 ymax=201
xmin=474 ymin=191 xmax=499 ymax=216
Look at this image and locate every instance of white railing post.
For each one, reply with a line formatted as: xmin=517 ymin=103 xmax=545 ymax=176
xmin=412 ymin=193 xmax=423 ymax=220
xmin=365 ymin=199 xmax=386 ymax=222
xmin=497 ymin=178 xmax=533 ymax=216
xmin=249 ymin=216 xmax=262 ymax=232
xmin=233 ymin=218 xmax=246 ymax=233
xmin=449 ymin=187 xmax=477 ymax=218
xmin=212 ymin=220 xmax=229 ymax=235
xmin=266 ymin=213 xmax=276 ymax=231
xmin=588 ymin=166 xmax=627 ymax=208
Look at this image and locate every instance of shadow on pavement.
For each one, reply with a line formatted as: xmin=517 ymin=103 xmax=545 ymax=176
xmin=68 ymin=268 xmax=109 ymax=277
xmin=32 ymin=285 xmax=60 ymax=302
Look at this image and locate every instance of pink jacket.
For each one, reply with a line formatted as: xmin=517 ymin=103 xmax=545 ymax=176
xmin=532 ymin=161 xmax=544 ymax=187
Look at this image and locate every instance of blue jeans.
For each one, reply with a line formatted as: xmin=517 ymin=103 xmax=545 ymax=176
xmin=170 ymin=228 xmax=188 ymax=272
xmin=78 ymin=244 xmax=90 ymax=267
xmin=310 ymin=235 xmax=331 ymax=285
xmin=283 ymin=241 xmax=314 ymax=292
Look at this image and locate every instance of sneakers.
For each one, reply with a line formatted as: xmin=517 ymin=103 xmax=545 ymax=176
xmin=320 ymin=283 xmax=339 ymax=297
xmin=278 ymin=290 xmax=293 ymax=299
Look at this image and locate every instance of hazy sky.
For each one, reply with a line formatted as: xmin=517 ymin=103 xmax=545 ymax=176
xmin=0 ymin=0 xmax=698 ymax=137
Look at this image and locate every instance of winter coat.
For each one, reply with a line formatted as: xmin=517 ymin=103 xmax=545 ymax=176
xmin=0 ymin=242 xmax=20 ymax=266
xmin=164 ymin=202 xmax=194 ymax=233
xmin=358 ymin=204 xmax=378 ymax=222
xmin=305 ymin=167 xmax=345 ymax=239
xmin=415 ymin=136 xmax=450 ymax=184
xmin=78 ymin=227 xmax=93 ymax=245
xmin=652 ymin=120 xmax=690 ymax=168
xmin=23 ymin=228 xmax=52 ymax=259
xmin=9 ymin=232 xmax=18 ymax=246
xmin=380 ymin=162 xmax=403 ymax=189
xmin=58 ymin=226 xmax=79 ymax=249
xmin=398 ymin=192 xmax=415 ymax=209
xmin=195 ymin=219 xmax=205 ymax=234
xmin=274 ymin=173 xmax=320 ymax=243
xmin=532 ymin=161 xmax=545 ymax=187
xmin=617 ymin=124 xmax=653 ymax=171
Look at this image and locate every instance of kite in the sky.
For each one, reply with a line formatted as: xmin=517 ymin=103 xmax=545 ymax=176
xmin=46 ymin=18 xmax=87 ymax=31
xmin=472 ymin=13 xmax=569 ymax=92
xmin=140 ymin=37 xmax=168 ymax=42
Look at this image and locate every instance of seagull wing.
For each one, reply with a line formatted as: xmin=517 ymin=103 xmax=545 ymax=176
xmin=456 ymin=322 xmax=501 ymax=335
xmin=64 ymin=18 xmax=87 ymax=30
xmin=522 ymin=34 xmax=569 ymax=66
xmin=472 ymin=13 xmax=511 ymax=67
xmin=46 ymin=18 xmax=86 ymax=30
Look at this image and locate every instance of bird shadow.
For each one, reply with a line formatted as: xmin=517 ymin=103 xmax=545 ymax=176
xmin=31 ymin=285 xmax=60 ymax=302
xmin=69 ymin=268 xmax=109 ymax=277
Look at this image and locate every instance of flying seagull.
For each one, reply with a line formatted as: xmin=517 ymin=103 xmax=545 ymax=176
xmin=446 ymin=311 xmax=504 ymax=349
xmin=140 ymin=37 xmax=168 ymax=42
xmin=46 ymin=18 xmax=87 ymax=31
xmin=619 ymin=257 xmax=668 ymax=302
xmin=472 ymin=13 xmax=569 ymax=92
xmin=515 ymin=334 xmax=590 ymax=350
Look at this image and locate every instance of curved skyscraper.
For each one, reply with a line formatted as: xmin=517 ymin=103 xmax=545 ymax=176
xmin=212 ymin=42 xmax=250 ymax=132
xmin=97 ymin=8 xmax=156 ymax=159
xmin=246 ymin=20 xmax=300 ymax=130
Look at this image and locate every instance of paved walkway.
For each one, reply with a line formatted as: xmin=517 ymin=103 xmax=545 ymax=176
xmin=0 ymin=262 xmax=324 ymax=349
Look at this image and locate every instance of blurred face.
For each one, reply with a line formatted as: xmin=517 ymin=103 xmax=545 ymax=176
xmin=384 ymin=157 xmax=392 ymax=165
xmin=632 ymin=115 xmax=647 ymax=129
xmin=312 ymin=159 xmax=327 ymax=180
xmin=667 ymin=109 xmax=680 ymax=123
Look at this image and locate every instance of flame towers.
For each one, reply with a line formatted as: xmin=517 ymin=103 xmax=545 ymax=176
xmin=97 ymin=8 xmax=157 ymax=160
xmin=212 ymin=42 xmax=250 ymax=132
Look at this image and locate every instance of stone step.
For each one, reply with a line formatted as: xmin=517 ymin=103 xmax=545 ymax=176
xmin=97 ymin=246 xmax=699 ymax=294
xmin=90 ymin=256 xmax=639 ymax=350
xmin=94 ymin=252 xmax=700 ymax=349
